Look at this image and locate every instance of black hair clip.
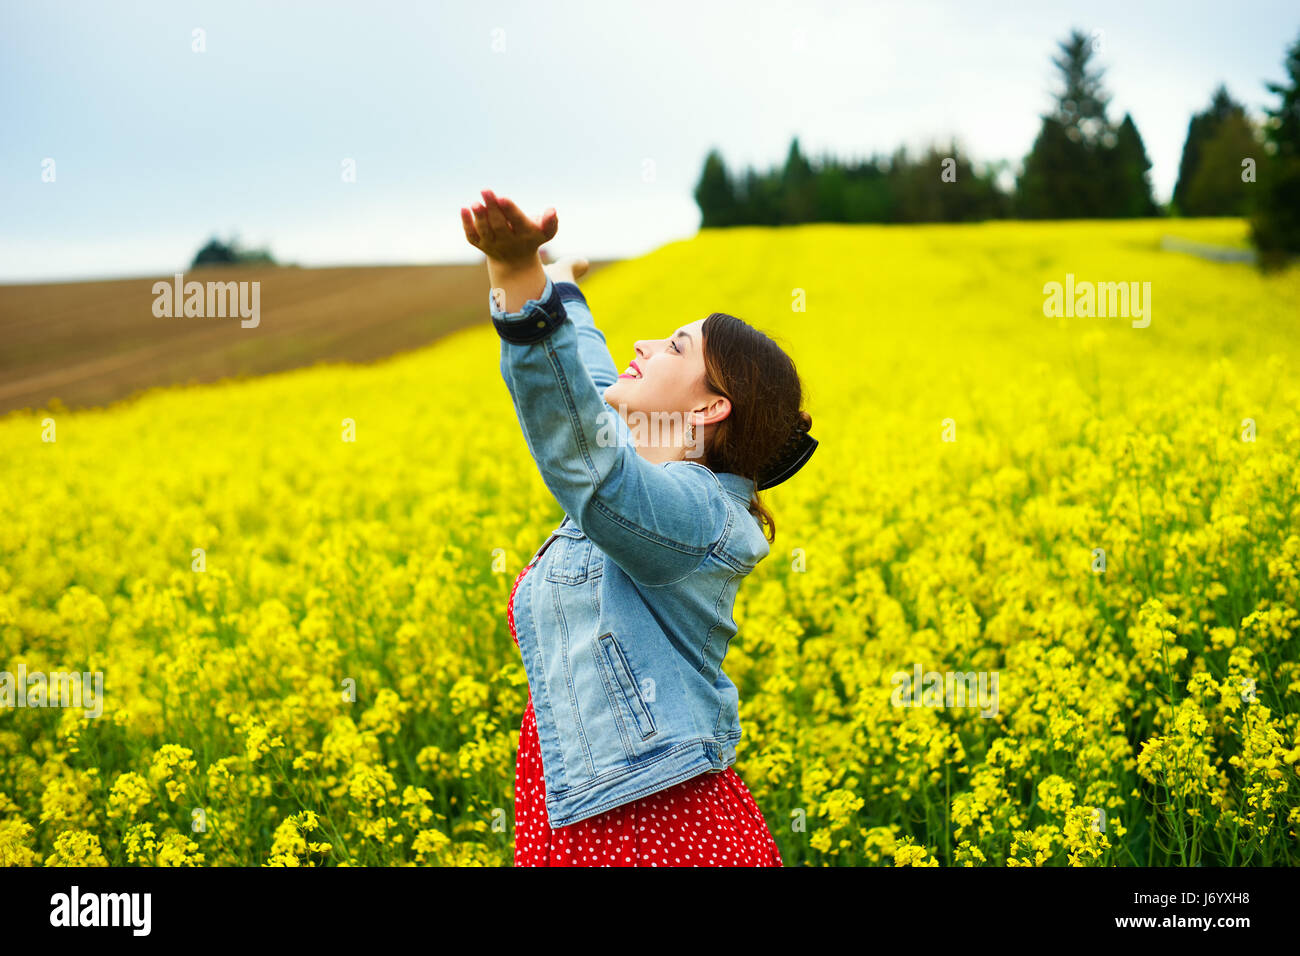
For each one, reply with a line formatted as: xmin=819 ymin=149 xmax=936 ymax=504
xmin=755 ymin=431 xmax=818 ymax=491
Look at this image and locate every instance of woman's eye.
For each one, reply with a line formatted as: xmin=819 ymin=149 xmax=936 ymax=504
xmin=671 ymin=340 xmax=680 ymax=353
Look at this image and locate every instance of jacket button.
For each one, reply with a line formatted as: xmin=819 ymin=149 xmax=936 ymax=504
xmin=536 ymin=320 xmax=546 ymax=328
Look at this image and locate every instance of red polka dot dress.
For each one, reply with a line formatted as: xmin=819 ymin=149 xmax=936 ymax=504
xmin=509 ymin=561 xmax=783 ymax=867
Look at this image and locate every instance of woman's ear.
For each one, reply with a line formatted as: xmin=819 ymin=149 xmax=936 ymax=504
xmin=695 ymin=395 xmax=731 ymax=428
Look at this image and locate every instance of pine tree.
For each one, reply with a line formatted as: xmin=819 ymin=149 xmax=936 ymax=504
xmin=1051 ymin=30 xmax=1112 ymax=148
xmin=779 ymin=137 xmax=817 ymax=224
xmin=694 ymin=149 xmax=741 ymax=227
xmin=1111 ymin=114 xmax=1158 ymax=216
xmin=1186 ymin=110 xmax=1260 ymax=215
xmin=1017 ymin=29 xmax=1114 ymax=217
xmin=1174 ymin=86 xmax=1251 ymax=214
xmin=1250 ymin=30 xmax=1300 ymax=264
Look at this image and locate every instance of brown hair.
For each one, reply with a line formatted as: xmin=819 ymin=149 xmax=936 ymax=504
xmin=693 ymin=312 xmax=812 ymax=544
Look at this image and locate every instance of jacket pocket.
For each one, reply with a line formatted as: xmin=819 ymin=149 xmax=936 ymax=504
xmin=598 ymin=631 xmax=657 ymax=740
xmin=544 ymin=525 xmax=593 ymax=585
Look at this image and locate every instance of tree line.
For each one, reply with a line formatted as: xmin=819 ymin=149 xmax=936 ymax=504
xmin=694 ymin=28 xmax=1300 ymax=262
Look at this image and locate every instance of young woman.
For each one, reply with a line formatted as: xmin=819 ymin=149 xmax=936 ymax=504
xmin=460 ymin=189 xmax=818 ymax=867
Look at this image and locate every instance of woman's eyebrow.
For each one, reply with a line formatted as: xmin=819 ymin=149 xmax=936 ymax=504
xmin=674 ymin=330 xmax=693 ymax=347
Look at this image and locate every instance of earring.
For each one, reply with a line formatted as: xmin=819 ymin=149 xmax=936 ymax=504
xmin=686 ymin=424 xmax=695 ymax=443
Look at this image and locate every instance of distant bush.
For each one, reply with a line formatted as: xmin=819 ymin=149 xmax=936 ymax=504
xmin=192 ymin=236 xmax=277 ymax=268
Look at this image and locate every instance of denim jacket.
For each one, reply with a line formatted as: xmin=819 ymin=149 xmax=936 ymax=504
xmin=491 ymin=274 xmax=770 ymax=828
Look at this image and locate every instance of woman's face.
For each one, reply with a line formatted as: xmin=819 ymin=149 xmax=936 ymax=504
xmin=602 ymin=318 xmax=730 ymax=445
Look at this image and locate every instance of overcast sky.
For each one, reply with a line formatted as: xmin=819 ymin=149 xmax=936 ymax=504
xmin=2 ymin=0 xmax=1296 ymax=282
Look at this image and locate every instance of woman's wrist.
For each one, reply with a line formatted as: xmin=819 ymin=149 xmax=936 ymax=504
xmin=487 ymin=253 xmax=547 ymax=314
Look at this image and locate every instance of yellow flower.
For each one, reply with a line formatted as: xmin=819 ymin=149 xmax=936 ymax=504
xmin=45 ymin=830 xmax=108 ymax=866
xmin=106 ymin=771 xmax=153 ymax=822
xmin=892 ymin=838 xmax=939 ymax=867
xmin=0 ymin=818 xmax=40 ymax=866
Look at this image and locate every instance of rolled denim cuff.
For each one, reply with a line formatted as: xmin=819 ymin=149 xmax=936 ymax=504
xmin=490 ymin=275 xmax=568 ymax=344
xmin=554 ymin=280 xmax=589 ymax=310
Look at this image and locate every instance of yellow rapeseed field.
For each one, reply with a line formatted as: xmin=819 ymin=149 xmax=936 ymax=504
xmin=1 ymin=219 xmax=1297 ymax=866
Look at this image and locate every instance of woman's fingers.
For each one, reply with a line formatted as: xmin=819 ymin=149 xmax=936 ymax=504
xmin=460 ymin=207 xmax=482 ymax=247
xmin=539 ymin=206 xmax=558 ymax=240
xmin=470 ymin=202 xmax=495 ymax=242
xmin=494 ymin=195 xmax=533 ymax=232
xmin=498 ymin=196 xmax=558 ymax=242
xmin=480 ymin=189 xmax=512 ymax=234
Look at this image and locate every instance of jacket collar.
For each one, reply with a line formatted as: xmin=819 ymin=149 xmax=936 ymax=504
xmin=715 ymin=470 xmax=757 ymax=502
xmin=662 ymin=460 xmax=755 ymax=502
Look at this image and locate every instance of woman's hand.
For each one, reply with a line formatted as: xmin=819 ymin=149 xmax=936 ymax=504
xmin=461 ymin=189 xmax=558 ymax=269
xmin=461 ymin=189 xmax=554 ymax=313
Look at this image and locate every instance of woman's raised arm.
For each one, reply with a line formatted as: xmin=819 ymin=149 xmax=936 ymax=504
xmin=463 ymin=192 xmax=619 ymax=388
xmin=461 ymin=190 xmax=730 ymax=587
